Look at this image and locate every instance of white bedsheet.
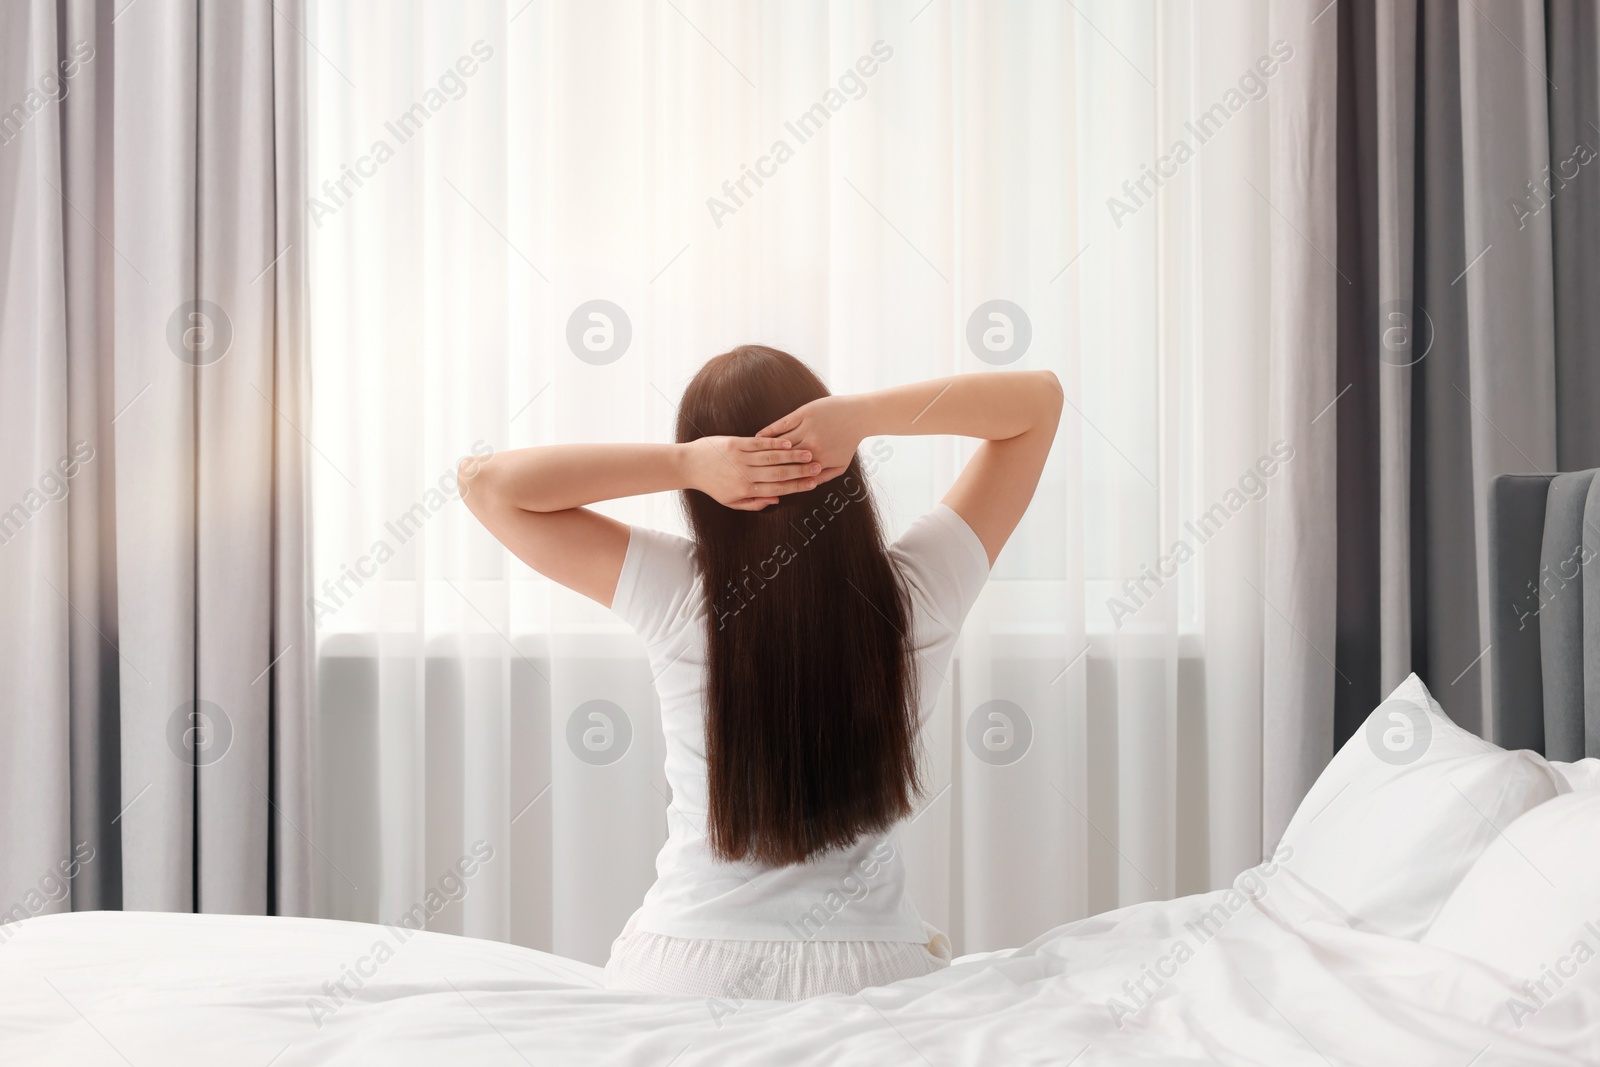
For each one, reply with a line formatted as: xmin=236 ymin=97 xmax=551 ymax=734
xmin=3 ymin=868 xmax=1595 ymax=1066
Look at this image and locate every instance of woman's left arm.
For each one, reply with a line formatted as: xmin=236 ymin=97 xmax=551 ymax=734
xmin=458 ymin=437 xmax=819 ymax=607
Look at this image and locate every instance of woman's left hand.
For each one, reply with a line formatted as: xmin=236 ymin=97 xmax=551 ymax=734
xmin=684 ymin=436 xmax=822 ymax=510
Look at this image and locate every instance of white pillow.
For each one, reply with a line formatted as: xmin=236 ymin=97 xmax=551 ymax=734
xmin=1551 ymin=757 xmax=1600 ymax=791
xmin=1423 ymin=790 xmax=1600 ymax=992
xmin=1276 ymin=673 xmax=1564 ymax=939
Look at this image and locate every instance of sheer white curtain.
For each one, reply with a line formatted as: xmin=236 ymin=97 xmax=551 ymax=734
xmin=305 ymin=0 xmax=1335 ymax=962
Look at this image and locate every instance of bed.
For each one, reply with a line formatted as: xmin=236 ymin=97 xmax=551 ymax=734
xmin=0 ymin=869 xmax=1592 ymax=1067
xmin=5 ymin=482 xmax=1600 ymax=1065
xmin=8 ymin=678 xmax=1599 ymax=1067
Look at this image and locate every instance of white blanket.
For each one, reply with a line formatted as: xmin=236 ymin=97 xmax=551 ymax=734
xmin=2 ymin=868 xmax=1594 ymax=1066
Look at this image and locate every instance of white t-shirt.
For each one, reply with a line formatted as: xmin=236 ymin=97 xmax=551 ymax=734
xmin=610 ymin=503 xmax=991 ymax=943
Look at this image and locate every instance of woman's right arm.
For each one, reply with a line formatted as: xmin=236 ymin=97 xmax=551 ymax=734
xmin=758 ymin=371 xmax=1063 ymax=565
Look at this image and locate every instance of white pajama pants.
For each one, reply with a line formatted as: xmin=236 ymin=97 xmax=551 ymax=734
xmin=602 ymin=909 xmax=953 ymax=1000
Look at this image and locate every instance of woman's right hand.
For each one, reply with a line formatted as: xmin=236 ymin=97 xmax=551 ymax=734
xmin=755 ymin=395 xmax=865 ymax=483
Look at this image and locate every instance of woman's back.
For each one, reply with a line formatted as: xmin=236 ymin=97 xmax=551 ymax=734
xmin=613 ymin=503 xmax=990 ymax=943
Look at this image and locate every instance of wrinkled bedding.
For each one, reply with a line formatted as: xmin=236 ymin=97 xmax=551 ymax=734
xmin=2 ymin=862 xmax=1594 ymax=1066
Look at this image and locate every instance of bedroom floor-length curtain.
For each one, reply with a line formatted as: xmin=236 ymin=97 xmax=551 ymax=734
xmin=0 ymin=0 xmax=313 ymax=920
xmin=1335 ymin=0 xmax=1600 ymax=752
xmin=305 ymin=0 xmax=1337 ymax=962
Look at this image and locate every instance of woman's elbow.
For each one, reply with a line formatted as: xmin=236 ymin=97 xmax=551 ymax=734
xmin=457 ymin=453 xmax=495 ymax=510
xmin=1034 ymin=370 xmax=1064 ymax=424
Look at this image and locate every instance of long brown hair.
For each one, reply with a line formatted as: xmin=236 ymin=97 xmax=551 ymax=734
xmin=676 ymin=345 xmax=919 ymax=866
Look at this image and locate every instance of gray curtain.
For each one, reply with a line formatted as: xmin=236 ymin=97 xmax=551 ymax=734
xmin=0 ymin=0 xmax=313 ymax=919
xmin=1335 ymin=0 xmax=1600 ymax=747
xmin=1261 ymin=0 xmax=1342 ymax=853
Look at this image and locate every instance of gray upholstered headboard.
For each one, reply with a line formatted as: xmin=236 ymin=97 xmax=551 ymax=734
xmin=1488 ymin=470 xmax=1599 ymax=759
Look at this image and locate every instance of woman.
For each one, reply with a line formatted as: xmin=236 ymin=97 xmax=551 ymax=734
xmin=460 ymin=345 xmax=1061 ymax=999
